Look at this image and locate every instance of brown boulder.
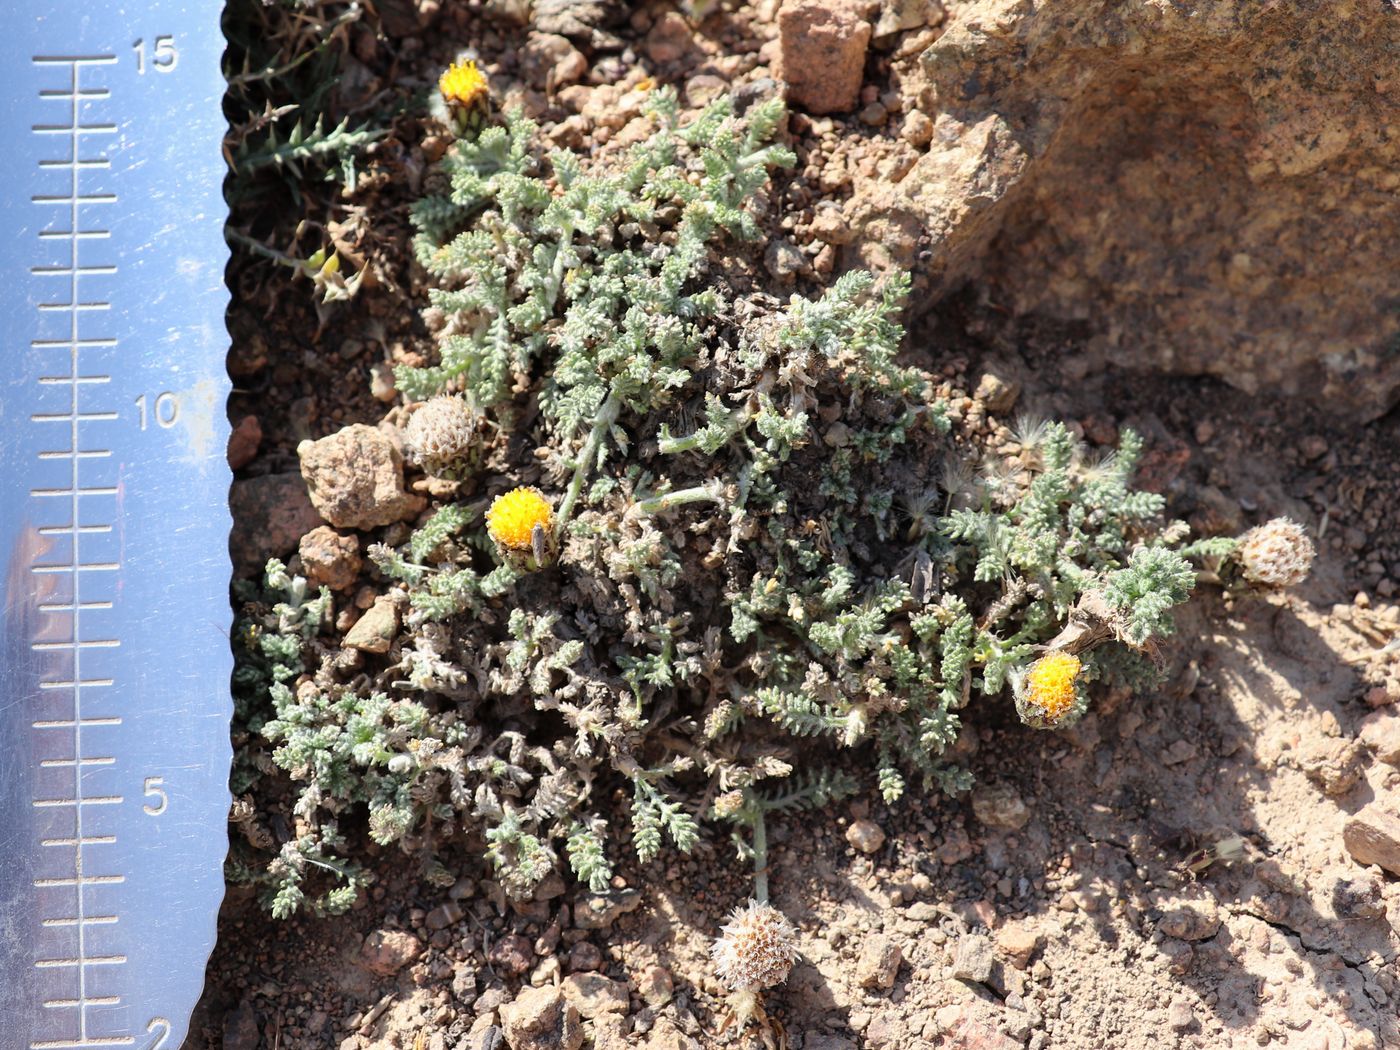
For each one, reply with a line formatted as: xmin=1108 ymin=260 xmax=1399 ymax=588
xmin=845 ymin=0 xmax=1400 ymax=418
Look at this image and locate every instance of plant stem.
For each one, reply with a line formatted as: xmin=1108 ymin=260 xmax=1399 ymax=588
xmin=632 ymin=481 xmax=724 ymax=518
xmin=752 ymin=805 xmax=769 ymax=905
xmin=555 ymin=394 xmax=620 ymax=539
xmin=657 ymin=406 xmax=749 ymax=455
xmin=225 ymin=226 xmax=306 ymax=270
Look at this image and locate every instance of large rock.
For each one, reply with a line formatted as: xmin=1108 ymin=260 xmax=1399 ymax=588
xmin=298 ymin=424 xmax=421 ymax=530
xmin=846 ymin=0 xmax=1400 ymax=418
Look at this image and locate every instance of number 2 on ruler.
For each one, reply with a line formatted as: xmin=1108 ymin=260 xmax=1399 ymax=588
xmin=132 ymin=36 xmax=178 ymax=74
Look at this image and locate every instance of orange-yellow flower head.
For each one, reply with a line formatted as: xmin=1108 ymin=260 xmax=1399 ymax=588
xmin=1024 ymin=652 xmax=1081 ymax=723
xmin=487 ymin=487 xmax=553 ymax=552
xmin=439 ymin=60 xmax=489 ymax=108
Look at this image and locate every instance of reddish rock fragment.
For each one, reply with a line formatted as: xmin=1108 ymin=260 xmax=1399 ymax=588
xmin=359 ymin=928 xmax=422 ymax=977
xmin=227 ymin=414 xmax=263 ymax=470
xmin=776 ymin=0 xmax=873 ymax=115
xmin=298 ymin=526 xmax=362 ymax=591
xmin=298 ymin=423 xmax=421 ymax=530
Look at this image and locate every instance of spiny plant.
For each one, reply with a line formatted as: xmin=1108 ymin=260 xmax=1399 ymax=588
xmin=223 ymin=0 xmax=381 ymax=203
xmin=223 ymin=0 xmax=384 ymax=321
xmin=234 ymin=72 xmax=1286 ymax=951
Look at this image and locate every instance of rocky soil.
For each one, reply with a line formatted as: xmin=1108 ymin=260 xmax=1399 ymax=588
xmin=203 ymin=1 xmax=1400 ymax=1048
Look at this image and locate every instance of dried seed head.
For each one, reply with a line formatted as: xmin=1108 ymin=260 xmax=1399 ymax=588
xmin=711 ymin=900 xmax=799 ymax=992
xmin=404 ymin=396 xmax=480 ymax=479
xmin=1237 ymin=518 xmax=1314 ymax=587
xmin=487 ymin=487 xmax=554 ymax=552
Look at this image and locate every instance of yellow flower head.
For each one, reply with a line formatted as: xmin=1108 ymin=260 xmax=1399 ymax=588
xmin=439 ymin=60 xmax=489 ymax=108
xmin=1025 ymin=652 xmax=1081 ymax=722
xmin=487 ymin=487 xmax=553 ymax=551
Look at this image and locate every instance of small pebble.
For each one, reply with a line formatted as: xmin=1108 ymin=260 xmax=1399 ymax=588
xmin=486 ymin=933 xmax=533 ymax=977
xmin=567 ymin=942 xmax=603 ymax=972
xmin=901 ymin=110 xmax=933 ymax=146
xmin=859 ymin=102 xmax=888 ymax=126
xmin=764 ymin=238 xmax=807 ymax=281
xmin=227 ymin=415 xmax=263 ymax=470
xmin=846 ymin=819 xmax=886 ymax=854
xmin=951 ymin=933 xmax=994 ymax=983
xmin=1167 ymin=997 xmax=1195 ymax=1031
xmin=426 ymin=901 xmax=464 ymax=931
xmin=637 ymin=964 xmax=673 ymax=1006
xmin=1299 ymin=434 xmax=1329 ymax=460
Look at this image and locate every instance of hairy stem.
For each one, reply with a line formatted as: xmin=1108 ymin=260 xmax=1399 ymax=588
xmin=555 ymin=394 xmax=620 ymax=539
xmin=752 ymin=805 xmax=769 ymax=905
xmin=632 ymin=480 xmax=725 ymax=518
xmin=657 ymin=406 xmax=750 ymax=455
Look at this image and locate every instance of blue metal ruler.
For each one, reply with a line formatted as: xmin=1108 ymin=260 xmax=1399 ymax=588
xmin=0 ymin=3 xmax=231 ymax=1047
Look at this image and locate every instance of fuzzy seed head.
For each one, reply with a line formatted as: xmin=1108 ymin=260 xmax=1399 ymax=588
xmin=404 ymin=396 xmax=478 ymax=477
xmin=1238 ymin=517 xmax=1314 ymax=587
xmin=1025 ymin=652 xmax=1082 ymax=723
xmin=711 ymin=900 xmax=799 ymax=992
xmin=487 ymin=487 xmax=553 ymax=551
xmin=439 ymin=60 xmax=489 ymax=108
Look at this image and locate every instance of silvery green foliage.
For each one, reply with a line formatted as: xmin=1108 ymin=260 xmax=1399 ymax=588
xmin=243 ymin=91 xmax=1209 ymax=912
xmin=228 ymin=561 xmax=376 ymax=917
xmin=403 ymin=89 xmax=793 ymax=423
